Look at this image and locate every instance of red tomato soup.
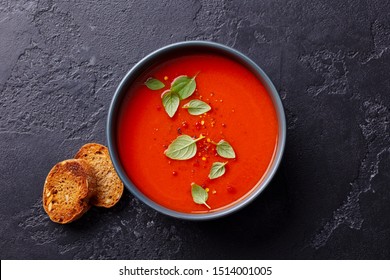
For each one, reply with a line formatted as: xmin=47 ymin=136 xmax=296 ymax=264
xmin=117 ymin=53 xmax=278 ymax=213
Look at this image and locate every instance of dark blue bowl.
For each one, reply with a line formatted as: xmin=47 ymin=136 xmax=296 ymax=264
xmin=107 ymin=41 xmax=286 ymax=220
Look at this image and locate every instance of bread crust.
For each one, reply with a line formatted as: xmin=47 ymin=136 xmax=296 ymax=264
xmin=42 ymin=159 xmax=96 ymax=224
xmin=74 ymin=143 xmax=124 ymax=208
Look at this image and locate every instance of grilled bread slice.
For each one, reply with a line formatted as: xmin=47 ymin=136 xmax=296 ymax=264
xmin=74 ymin=143 xmax=124 ymax=208
xmin=43 ymin=159 xmax=96 ymax=224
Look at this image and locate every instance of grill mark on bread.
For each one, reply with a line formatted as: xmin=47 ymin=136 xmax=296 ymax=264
xmin=63 ymin=161 xmax=88 ymax=178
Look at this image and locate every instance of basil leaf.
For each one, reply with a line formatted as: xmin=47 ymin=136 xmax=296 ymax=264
xmin=191 ymin=183 xmax=210 ymax=209
xmin=164 ymin=134 xmax=205 ymax=160
xmin=162 ymin=90 xmax=180 ymax=118
xmin=145 ymin=78 xmax=165 ymax=90
xmin=209 ymin=162 xmax=227 ymax=179
xmin=216 ymin=140 xmax=236 ymax=159
xmin=182 ymin=99 xmax=211 ymax=115
xmin=171 ymin=75 xmax=197 ymax=100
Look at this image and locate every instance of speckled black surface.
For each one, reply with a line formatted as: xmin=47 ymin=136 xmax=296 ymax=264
xmin=1 ymin=0 xmax=389 ymax=260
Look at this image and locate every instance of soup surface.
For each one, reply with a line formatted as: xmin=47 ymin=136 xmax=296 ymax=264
xmin=117 ymin=53 xmax=278 ymax=213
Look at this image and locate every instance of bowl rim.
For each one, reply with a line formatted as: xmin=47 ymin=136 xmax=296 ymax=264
xmin=107 ymin=40 xmax=286 ymax=220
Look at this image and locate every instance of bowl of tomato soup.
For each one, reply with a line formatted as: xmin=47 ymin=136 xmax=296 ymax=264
xmin=107 ymin=41 xmax=286 ymax=220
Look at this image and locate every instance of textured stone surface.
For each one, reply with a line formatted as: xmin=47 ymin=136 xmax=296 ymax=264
xmin=1 ymin=0 xmax=389 ymax=259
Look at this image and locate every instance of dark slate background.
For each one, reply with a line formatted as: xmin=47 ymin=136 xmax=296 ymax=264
xmin=0 ymin=0 xmax=389 ymax=260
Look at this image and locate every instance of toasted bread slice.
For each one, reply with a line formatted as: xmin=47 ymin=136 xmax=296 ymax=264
xmin=43 ymin=159 xmax=96 ymax=224
xmin=74 ymin=143 xmax=124 ymax=208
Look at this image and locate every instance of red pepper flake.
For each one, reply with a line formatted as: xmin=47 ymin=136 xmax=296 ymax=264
xmin=221 ymin=123 xmax=226 ymax=128
xmin=172 ymin=171 xmax=177 ymax=176
xmin=199 ymin=179 xmax=210 ymax=186
xmin=227 ymin=186 xmax=236 ymax=194
xmin=156 ymin=106 xmax=162 ymax=111
xmin=195 ymin=122 xmax=202 ymax=130
xmin=177 ymin=127 xmax=182 ymax=135
xmin=182 ymin=121 xmax=188 ymax=128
